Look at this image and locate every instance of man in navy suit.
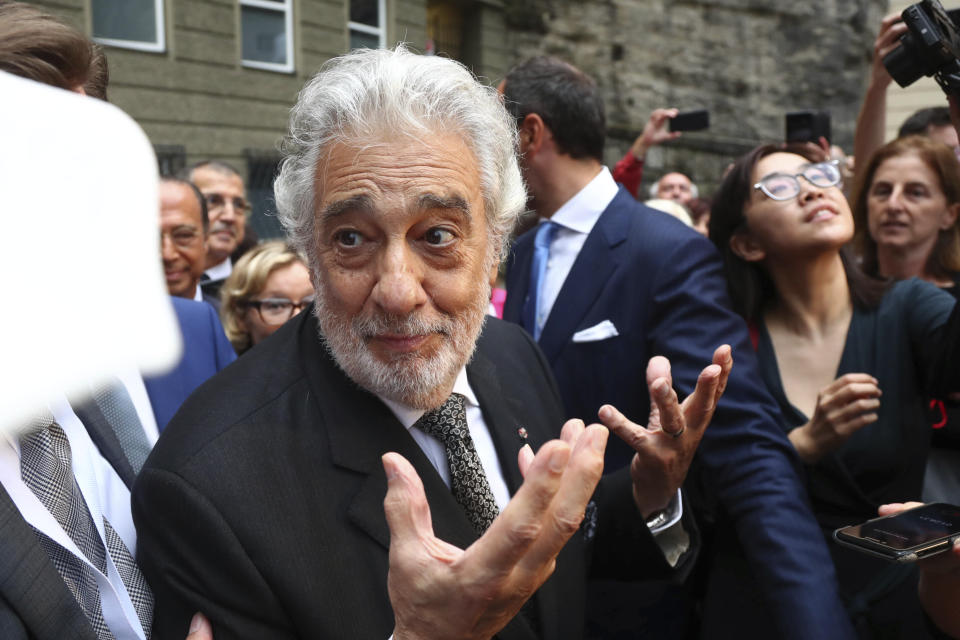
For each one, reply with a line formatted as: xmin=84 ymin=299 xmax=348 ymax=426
xmin=499 ymin=56 xmax=855 ymax=639
xmin=144 ymin=297 xmax=236 ymax=432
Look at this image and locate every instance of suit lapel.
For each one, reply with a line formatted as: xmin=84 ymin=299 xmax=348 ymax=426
xmin=299 ymin=320 xmax=479 ymax=553
xmin=537 ymin=191 xmax=632 ymax=364
xmin=503 ymin=231 xmax=535 ymax=325
xmin=0 ymin=486 xmax=97 ymax=640
xmin=467 ymin=340 xmax=564 ymax=640
xmin=71 ymin=399 xmax=136 ymax=489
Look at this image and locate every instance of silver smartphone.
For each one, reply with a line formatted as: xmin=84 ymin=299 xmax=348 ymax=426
xmin=834 ymin=503 xmax=960 ymax=562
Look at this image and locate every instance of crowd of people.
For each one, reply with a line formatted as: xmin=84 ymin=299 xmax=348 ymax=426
xmin=3 ymin=1 xmax=960 ymax=639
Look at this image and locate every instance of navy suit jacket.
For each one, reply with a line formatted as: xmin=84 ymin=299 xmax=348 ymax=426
xmin=144 ymin=297 xmax=236 ymax=432
xmin=504 ymin=189 xmax=855 ymax=640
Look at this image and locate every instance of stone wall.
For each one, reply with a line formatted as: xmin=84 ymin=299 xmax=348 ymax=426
xmin=504 ymin=0 xmax=889 ymax=197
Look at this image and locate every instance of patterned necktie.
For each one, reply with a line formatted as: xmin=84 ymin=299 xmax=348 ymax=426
xmin=522 ymin=221 xmax=558 ymax=341
xmin=414 ymin=393 xmax=500 ymax=535
xmin=92 ymin=380 xmax=151 ymax=474
xmin=20 ymin=419 xmax=154 ymax=639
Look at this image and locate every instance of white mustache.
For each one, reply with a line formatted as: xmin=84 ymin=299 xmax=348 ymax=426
xmin=209 ymin=222 xmax=236 ymax=236
xmin=354 ymin=312 xmax=453 ymax=338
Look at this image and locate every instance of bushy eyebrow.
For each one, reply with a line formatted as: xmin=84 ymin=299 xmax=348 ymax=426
xmin=417 ymin=193 xmax=471 ymax=218
xmin=318 ymin=192 xmax=472 ymax=225
xmin=319 ymin=195 xmax=374 ymax=223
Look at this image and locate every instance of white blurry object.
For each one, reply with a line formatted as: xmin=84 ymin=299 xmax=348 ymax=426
xmin=645 ymin=198 xmax=693 ymax=227
xmin=0 ymin=72 xmax=180 ymax=434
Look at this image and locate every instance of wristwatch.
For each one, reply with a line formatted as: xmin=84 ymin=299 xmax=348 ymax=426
xmin=645 ymin=509 xmax=668 ymax=530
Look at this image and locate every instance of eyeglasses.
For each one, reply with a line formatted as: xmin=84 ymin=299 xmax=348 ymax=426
xmin=205 ymin=193 xmax=251 ymax=213
xmin=753 ymin=160 xmax=842 ymax=201
xmin=243 ymin=296 xmax=315 ymax=325
xmin=160 ymin=226 xmax=203 ymax=250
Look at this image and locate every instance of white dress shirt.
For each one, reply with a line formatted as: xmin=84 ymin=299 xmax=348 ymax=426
xmin=378 ymin=368 xmax=511 ymax=510
xmin=204 ymin=257 xmax=232 ymax=282
xmin=534 ymin=166 xmax=619 ymax=336
xmin=0 ymin=376 xmax=153 ymax=639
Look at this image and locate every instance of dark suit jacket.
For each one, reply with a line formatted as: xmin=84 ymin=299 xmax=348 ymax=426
xmin=143 ymin=297 xmax=237 ymax=432
xmin=0 ymin=297 xmax=234 ymax=639
xmin=0 ymin=398 xmax=132 ymax=640
xmin=503 ymin=190 xmax=855 ymax=639
xmin=132 ymin=310 xmax=692 ymax=640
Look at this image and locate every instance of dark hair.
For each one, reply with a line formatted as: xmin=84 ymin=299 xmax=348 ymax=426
xmin=501 ymin=56 xmax=606 ymax=162
xmin=0 ymin=2 xmax=101 ymax=95
xmin=84 ymin=44 xmax=109 ymax=101
xmin=852 ymin=135 xmax=960 ymax=281
xmin=179 ymin=160 xmax=244 ymax=182
xmin=898 ymin=107 xmax=952 ymax=138
xmin=709 ymin=144 xmax=886 ymax=322
xmin=161 ymin=176 xmax=209 ymax=233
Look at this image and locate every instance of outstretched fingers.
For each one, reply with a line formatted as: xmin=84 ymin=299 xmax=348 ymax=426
xmin=469 ymin=440 xmax=572 ymax=579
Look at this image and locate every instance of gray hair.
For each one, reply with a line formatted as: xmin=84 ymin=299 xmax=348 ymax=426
xmin=274 ymin=46 xmax=527 ymax=266
xmin=649 ymin=174 xmax=699 ymax=200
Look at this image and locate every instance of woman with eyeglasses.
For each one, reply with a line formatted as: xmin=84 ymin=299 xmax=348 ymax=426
xmin=706 ymin=145 xmax=960 ymax=638
xmin=220 ymin=241 xmax=315 ymax=355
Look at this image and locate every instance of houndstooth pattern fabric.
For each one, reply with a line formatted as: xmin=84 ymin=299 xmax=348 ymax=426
xmin=104 ymin=519 xmax=154 ymax=635
xmin=20 ymin=421 xmax=115 ymax=640
xmin=415 ymin=393 xmax=500 ymax=535
xmin=92 ymin=380 xmax=151 ymax=474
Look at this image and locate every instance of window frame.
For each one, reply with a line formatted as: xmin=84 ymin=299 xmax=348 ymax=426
xmin=240 ymin=0 xmax=295 ymax=73
xmin=91 ymin=0 xmax=166 ymax=53
xmin=348 ymin=0 xmax=387 ymax=50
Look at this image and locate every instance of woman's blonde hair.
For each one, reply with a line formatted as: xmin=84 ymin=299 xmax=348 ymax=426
xmin=220 ymin=241 xmax=308 ymax=354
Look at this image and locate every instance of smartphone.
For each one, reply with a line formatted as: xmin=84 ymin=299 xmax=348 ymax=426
xmin=785 ymin=110 xmax=831 ymax=144
xmin=834 ymin=503 xmax=960 ymax=562
xmin=669 ymin=109 xmax=709 ymax=132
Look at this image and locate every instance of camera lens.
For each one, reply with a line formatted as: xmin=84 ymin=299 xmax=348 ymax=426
xmin=884 ymin=35 xmax=925 ymax=88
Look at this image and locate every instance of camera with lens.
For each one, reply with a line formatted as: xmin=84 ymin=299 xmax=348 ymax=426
xmin=883 ymin=0 xmax=960 ymax=96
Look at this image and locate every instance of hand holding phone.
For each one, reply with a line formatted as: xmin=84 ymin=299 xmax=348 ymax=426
xmin=668 ymin=109 xmax=709 ymax=132
xmin=834 ymin=502 xmax=960 ymax=562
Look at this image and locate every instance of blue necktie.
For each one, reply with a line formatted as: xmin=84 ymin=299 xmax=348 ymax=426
xmin=522 ymin=221 xmax=558 ymax=341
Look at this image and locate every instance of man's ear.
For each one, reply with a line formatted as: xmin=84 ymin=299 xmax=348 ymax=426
xmin=729 ymin=230 xmax=766 ymax=263
xmin=519 ymin=113 xmax=547 ymax=157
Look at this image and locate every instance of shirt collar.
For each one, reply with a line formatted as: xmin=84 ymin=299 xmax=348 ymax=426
xmin=204 ymin=257 xmax=232 ymax=281
xmin=377 ymin=367 xmax=478 ymax=430
xmin=549 ymin=166 xmax=619 ymax=234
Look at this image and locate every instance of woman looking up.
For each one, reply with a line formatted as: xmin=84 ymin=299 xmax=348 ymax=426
xmin=708 ymin=145 xmax=960 ymax=638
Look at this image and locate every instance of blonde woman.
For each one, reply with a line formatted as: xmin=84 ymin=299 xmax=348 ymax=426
xmin=220 ymin=241 xmax=314 ymax=354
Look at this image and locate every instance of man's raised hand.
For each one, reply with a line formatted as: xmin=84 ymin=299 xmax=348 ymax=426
xmin=598 ymin=345 xmax=732 ymax=518
xmin=384 ymin=422 xmax=608 ymax=640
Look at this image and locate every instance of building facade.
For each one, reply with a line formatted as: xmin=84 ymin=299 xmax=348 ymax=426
xmin=34 ymin=0 xmax=510 ymax=238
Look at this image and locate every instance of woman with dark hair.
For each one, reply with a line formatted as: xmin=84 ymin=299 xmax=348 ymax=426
xmin=707 ymin=144 xmax=960 ymax=637
xmin=852 ymin=136 xmax=960 ymax=505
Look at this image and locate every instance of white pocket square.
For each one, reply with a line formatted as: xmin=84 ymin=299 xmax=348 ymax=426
xmin=572 ymin=320 xmax=619 ymax=343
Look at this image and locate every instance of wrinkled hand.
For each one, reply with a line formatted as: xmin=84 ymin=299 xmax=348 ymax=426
xmin=789 ymin=373 xmax=881 ymax=463
xmin=597 ymin=345 xmax=732 ymax=518
xmin=185 ymin=612 xmax=213 ymax=640
xmin=385 ymin=422 xmax=608 ymax=640
xmin=871 ymin=13 xmax=907 ymax=91
xmin=630 ymin=108 xmax=681 ymax=159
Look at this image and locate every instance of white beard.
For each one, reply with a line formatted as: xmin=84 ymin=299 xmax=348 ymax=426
xmin=312 ymin=278 xmax=490 ymax=410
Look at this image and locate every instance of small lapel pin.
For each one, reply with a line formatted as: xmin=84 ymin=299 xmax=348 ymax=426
xmin=517 ymin=426 xmax=528 ymax=441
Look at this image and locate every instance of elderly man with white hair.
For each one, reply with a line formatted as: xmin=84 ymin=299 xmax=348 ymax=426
xmin=132 ymin=46 xmax=728 ymax=639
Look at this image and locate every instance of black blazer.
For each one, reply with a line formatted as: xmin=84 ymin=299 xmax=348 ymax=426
xmin=0 ymin=400 xmax=131 ymax=640
xmin=133 ymin=310 xmax=687 ymax=639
